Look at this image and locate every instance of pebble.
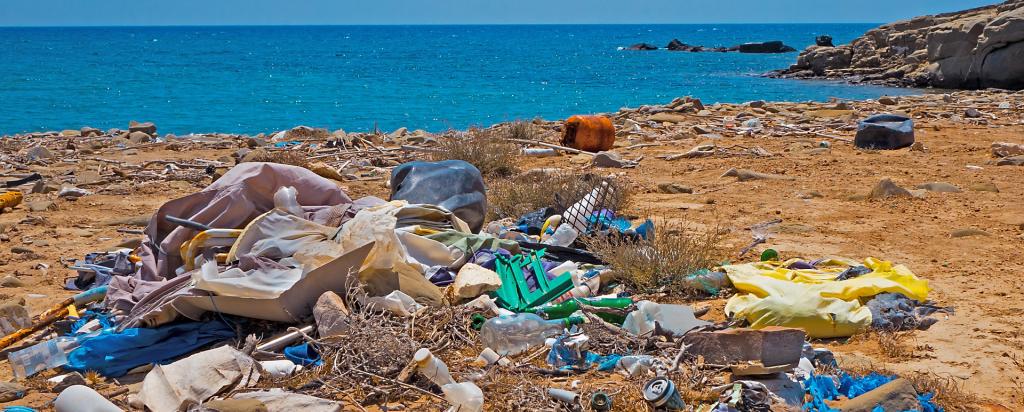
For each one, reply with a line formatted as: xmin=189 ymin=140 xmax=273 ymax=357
xmin=592 ymin=152 xmax=626 ymax=168
xmin=657 ymin=183 xmax=693 ymax=194
xmin=868 ymin=178 xmax=913 ymax=199
xmin=10 ymin=247 xmax=36 ymax=255
xmin=0 ymin=276 xmax=25 ymax=288
xmin=950 ymin=228 xmax=990 ymax=238
xmin=915 ymin=182 xmax=961 ymax=193
xmin=964 ymin=108 xmax=983 ymax=118
xmin=877 ymin=96 xmax=899 ymax=105
xmin=969 ymin=182 xmax=999 ymax=193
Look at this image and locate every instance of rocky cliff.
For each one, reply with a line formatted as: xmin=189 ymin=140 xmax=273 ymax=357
xmin=772 ymin=0 xmax=1024 ymax=90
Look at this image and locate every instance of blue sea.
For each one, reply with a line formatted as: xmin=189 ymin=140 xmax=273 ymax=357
xmin=0 ymin=24 xmax=917 ymax=135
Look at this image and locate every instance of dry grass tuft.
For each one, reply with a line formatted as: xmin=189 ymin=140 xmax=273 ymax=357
xmin=429 ymin=129 xmax=518 ymax=178
xmin=239 ymin=148 xmax=310 ymax=167
xmin=850 ymin=330 xmax=928 ymax=361
xmin=586 ymin=222 xmax=725 ymax=295
xmin=487 ymin=170 xmax=630 ymax=221
xmin=506 ymin=119 xmax=541 ymax=141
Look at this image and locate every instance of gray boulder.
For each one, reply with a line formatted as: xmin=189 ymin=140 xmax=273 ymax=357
xmin=738 ymin=41 xmax=797 ymax=53
xmin=128 ymin=120 xmax=157 ymax=136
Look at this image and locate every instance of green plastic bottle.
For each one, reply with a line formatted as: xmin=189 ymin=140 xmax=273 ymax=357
xmin=532 ymin=297 xmax=633 ymax=325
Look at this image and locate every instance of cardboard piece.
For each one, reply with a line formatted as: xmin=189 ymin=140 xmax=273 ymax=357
xmin=170 ymin=242 xmax=374 ymax=323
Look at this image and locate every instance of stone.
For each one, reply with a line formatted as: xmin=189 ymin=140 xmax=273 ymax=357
xmin=815 ymin=35 xmax=834 ymax=47
xmin=916 ymin=182 xmax=961 ymax=192
xmin=692 ymin=125 xmax=712 ymax=134
xmin=649 ymin=112 xmax=689 ymax=123
xmin=657 ymin=183 xmax=693 ymax=194
xmin=51 ymin=372 xmax=88 ymax=393
xmin=453 ymin=263 xmax=503 ymax=299
xmin=0 ymin=382 xmax=26 ymax=402
xmin=306 ymin=162 xmax=345 ymax=181
xmin=748 ymin=100 xmax=767 ymax=108
xmin=992 ymin=142 xmax=1024 ymax=158
xmin=877 ymin=96 xmax=899 ymax=105
xmin=666 ymin=39 xmax=702 ymax=51
xmin=964 ymin=108 xmax=983 ymax=118
xmin=682 ymin=327 xmax=806 ymax=367
xmin=58 ymin=185 xmax=92 ymax=199
xmin=80 ymin=127 xmax=102 ymax=137
xmin=103 ymin=214 xmax=151 ymax=227
xmin=797 ymin=191 xmax=824 ymax=199
xmin=855 ymin=114 xmax=914 ymax=150
xmin=0 ymin=303 xmax=30 ymax=335
xmin=201 ymin=398 xmax=269 ymax=412
xmin=128 ymin=120 xmax=157 ymax=136
xmin=950 ymin=228 xmax=991 ymax=238
xmin=721 ymin=168 xmax=794 ymax=181
xmin=738 ymin=41 xmax=796 ymax=53
xmin=25 ymin=146 xmax=55 ymax=161
xmin=625 ymin=43 xmax=658 ymax=51
xmin=839 ymin=378 xmax=920 ymax=412
xmin=313 ymin=291 xmax=350 ymax=338
xmin=869 ymin=178 xmax=913 ymax=199
xmin=388 ymin=127 xmax=408 ymax=139
xmin=592 ymin=151 xmax=625 ymax=168
xmin=1 ymin=276 xmax=25 ymax=288
xmin=908 ymin=142 xmax=927 ymax=152
xmin=128 ymin=131 xmax=152 ymax=144
xmin=970 ymin=182 xmax=999 ymax=193
xmin=26 ymin=200 xmax=56 ymax=212
xmin=60 ymin=129 xmax=79 ymax=137
xmin=996 ymin=155 xmax=1024 ymax=166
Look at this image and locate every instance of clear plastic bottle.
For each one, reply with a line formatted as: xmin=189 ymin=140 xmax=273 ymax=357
xmin=413 ymin=348 xmax=454 ymax=387
xmin=480 ymin=313 xmax=579 ymax=356
xmin=9 ymin=337 xmax=76 ymax=380
xmin=441 ymin=382 xmax=484 ymax=412
xmin=542 ymin=224 xmax=579 ymax=247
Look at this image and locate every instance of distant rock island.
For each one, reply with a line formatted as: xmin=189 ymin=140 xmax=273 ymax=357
xmin=624 ymin=40 xmax=796 ymax=53
xmin=770 ymin=0 xmax=1024 ymax=90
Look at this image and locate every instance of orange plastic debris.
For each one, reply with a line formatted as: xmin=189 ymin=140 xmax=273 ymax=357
xmin=0 ymin=191 xmax=23 ymax=210
xmin=561 ymin=115 xmax=615 ymax=152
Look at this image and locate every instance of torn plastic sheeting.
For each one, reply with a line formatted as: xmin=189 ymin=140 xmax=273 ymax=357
xmin=64 ymin=320 xmax=235 ymax=377
xmin=232 ymin=388 xmax=342 ymax=412
xmin=194 ymin=260 xmax=304 ymax=300
xmin=389 ymin=160 xmax=487 ymax=234
xmin=138 ymin=345 xmax=260 ymax=412
xmin=138 ymin=162 xmax=354 ymax=281
xmin=335 ymin=201 xmax=454 ymax=306
xmin=168 ymin=242 xmax=374 ymax=323
xmin=723 ymin=258 xmax=930 ymax=338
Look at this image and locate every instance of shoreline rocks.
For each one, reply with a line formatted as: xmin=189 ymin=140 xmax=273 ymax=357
xmin=625 ymin=39 xmax=796 ymax=53
xmin=770 ymin=0 xmax=1024 ymax=90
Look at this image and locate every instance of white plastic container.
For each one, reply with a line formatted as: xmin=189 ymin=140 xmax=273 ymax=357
xmin=413 ymin=348 xmax=455 ymax=387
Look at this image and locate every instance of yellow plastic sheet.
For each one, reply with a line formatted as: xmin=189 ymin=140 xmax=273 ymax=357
xmin=723 ymin=257 xmax=930 ymax=338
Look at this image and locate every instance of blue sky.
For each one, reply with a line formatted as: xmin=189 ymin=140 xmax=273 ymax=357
xmin=0 ymin=0 xmax=998 ymax=26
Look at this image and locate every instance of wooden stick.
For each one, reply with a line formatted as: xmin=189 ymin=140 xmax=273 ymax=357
xmin=504 ymin=138 xmax=597 ymax=156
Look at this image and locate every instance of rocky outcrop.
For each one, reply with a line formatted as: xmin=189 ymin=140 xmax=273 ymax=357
xmin=626 ymin=43 xmax=658 ymax=51
xmin=772 ymin=0 xmax=1024 ymax=90
xmin=816 ymin=35 xmax=834 ymax=47
xmin=738 ymin=41 xmax=797 ymax=53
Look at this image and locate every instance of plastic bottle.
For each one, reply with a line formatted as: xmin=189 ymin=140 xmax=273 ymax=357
xmin=533 ymin=297 xmax=633 ymax=324
xmin=413 ymin=348 xmax=454 ymax=387
xmin=259 ymin=359 xmax=302 ymax=378
xmin=480 ymin=313 xmax=581 ymax=356
xmin=440 ymin=382 xmax=484 ymax=412
xmin=9 ymin=337 xmax=76 ymax=380
xmin=542 ymin=224 xmax=578 ymax=247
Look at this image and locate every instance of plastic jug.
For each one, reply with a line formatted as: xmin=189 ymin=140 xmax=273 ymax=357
xmin=542 ymin=224 xmax=578 ymax=247
xmin=480 ymin=313 xmax=580 ymax=356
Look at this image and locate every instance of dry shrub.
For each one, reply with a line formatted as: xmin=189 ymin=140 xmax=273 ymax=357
xmin=240 ymin=148 xmax=309 ymax=167
xmin=507 ymin=119 xmax=540 ymax=141
xmin=487 ymin=170 xmax=630 ymax=220
xmin=586 ymin=222 xmax=725 ymax=295
xmin=429 ymin=129 xmax=518 ymax=178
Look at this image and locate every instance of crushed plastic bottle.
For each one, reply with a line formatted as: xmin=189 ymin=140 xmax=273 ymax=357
xmin=542 ymin=224 xmax=578 ymax=247
xmin=480 ymin=313 xmax=580 ymax=356
xmin=441 ymin=381 xmax=484 ymax=412
xmin=9 ymin=336 xmax=76 ymax=380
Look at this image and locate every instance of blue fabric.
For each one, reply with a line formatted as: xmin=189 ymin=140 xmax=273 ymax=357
xmin=803 ymin=372 xmax=944 ymax=412
xmin=65 ymin=320 xmax=235 ymax=377
xmin=284 ymin=342 xmax=323 ymax=367
xmin=67 ymin=311 xmax=116 ymax=336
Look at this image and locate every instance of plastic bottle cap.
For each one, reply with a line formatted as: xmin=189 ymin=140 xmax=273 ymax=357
xmin=413 ymin=348 xmax=432 ymax=365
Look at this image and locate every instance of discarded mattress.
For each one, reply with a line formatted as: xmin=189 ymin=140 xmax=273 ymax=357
xmin=723 ymin=257 xmax=930 ymax=338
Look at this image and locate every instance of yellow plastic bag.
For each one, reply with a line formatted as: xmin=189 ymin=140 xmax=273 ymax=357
xmin=723 ymin=258 xmax=929 ymax=338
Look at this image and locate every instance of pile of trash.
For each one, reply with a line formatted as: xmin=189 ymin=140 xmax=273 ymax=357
xmin=0 ymin=154 xmax=954 ymax=411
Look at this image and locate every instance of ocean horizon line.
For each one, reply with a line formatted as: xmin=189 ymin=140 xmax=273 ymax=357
xmin=0 ymin=22 xmax=884 ymax=29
